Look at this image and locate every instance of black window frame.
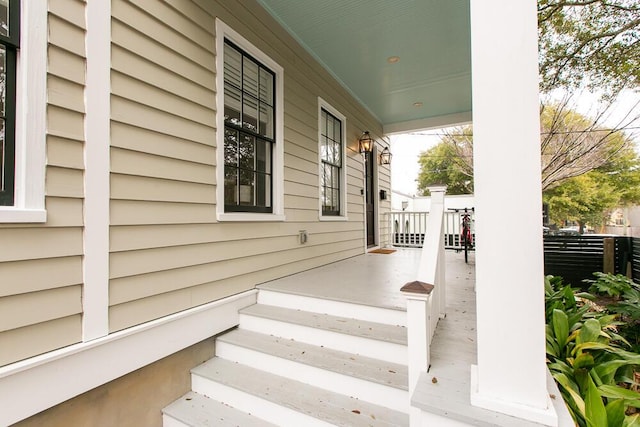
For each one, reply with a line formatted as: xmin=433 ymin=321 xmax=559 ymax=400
xmin=320 ymin=108 xmax=343 ymax=216
xmin=0 ymin=0 xmax=19 ymax=206
xmin=223 ymin=39 xmax=276 ymax=214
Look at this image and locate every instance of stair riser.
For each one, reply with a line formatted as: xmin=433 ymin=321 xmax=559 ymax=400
xmin=216 ymin=341 xmax=410 ymax=413
xmin=162 ymin=415 xmax=189 ymax=427
xmin=191 ymin=375 xmax=335 ymax=427
xmin=258 ymin=290 xmax=407 ymax=327
xmin=239 ymin=314 xmax=408 ymax=365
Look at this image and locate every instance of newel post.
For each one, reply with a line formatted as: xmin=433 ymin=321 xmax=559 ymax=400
xmin=401 ymin=281 xmax=435 ymax=396
xmin=402 ymin=184 xmax=447 ymax=396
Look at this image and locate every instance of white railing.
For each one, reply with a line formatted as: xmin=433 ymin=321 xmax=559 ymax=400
xmin=400 ymin=185 xmax=447 ymax=396
xmin=388 ymin=209 xmax=474 ymax=250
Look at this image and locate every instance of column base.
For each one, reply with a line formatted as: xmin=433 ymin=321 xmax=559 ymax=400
xmin=470 ymin=365 xmax=558 ymax=426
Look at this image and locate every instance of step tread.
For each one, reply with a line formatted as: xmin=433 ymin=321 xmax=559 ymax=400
xmin=193 ymin=358 xmax=408 ymax=427
xmin=218 ymin=328 xmax=408 ymax=390
xmin=240 ymin=304 xmax=407 ymax=345
xmin=163 ymin=391 xmax=277 ymax=427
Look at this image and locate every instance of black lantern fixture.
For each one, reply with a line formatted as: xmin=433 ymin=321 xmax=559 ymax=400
xmin=358 ymin=131 xmax=374 ymax=154
xmin=380 ymin=146 xmax=392 ymax=165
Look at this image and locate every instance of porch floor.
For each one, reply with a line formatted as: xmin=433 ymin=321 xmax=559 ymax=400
xmin=259 ymin=248 xmax=452 ymax=312
xmin=259 ymin=247 xmax=475 ymax=315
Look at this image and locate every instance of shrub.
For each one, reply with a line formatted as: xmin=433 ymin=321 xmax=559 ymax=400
xmin=545 ymin=275 xmax=640 ymax=427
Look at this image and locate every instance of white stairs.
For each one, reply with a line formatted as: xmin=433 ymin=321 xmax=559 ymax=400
xmin=163 ymin=288 xmax=409 ymax=426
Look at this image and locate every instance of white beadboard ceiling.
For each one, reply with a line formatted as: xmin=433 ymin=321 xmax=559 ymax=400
xmin=257 ymin=0 xmax=472 ymax=134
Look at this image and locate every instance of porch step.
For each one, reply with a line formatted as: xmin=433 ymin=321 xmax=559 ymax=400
xmin=162 ymin=391 xmax=277 ymax=427
xmin=257 ymin=288 xmax=407 ymax=326
xmin=216 ymin=328 xmax=409 ymax=412
xmin=239 ymin=303 xmax=407 ymax=365
xmin=191 ymin=357 xmax=409 ymax=427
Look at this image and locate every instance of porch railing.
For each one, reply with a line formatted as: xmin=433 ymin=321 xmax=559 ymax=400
xmin=400 ymin=186 xmax=447 ymax=396
xmin=388 ymin=209 xmax=475 ymax=250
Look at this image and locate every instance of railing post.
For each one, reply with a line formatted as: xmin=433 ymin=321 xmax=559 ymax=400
xmin=401 ymin=184 xmax=447 ymax=398
xmin=401 ymin=281 xmax=435 ymax=395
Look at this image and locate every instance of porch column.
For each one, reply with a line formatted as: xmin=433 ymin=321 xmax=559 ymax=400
xmin=470 ymin=1 xmax=557 ymax=425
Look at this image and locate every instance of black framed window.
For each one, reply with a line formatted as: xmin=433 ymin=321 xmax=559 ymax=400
xmin=320 ymin=108 xmax=343 ymax=216
xmin=223 ymin=40 xmax=275 ymax=213
xmin=0 ymin=0 xmax=18 ymax=206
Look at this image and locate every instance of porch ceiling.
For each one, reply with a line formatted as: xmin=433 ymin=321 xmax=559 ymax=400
xmin=256 ymin=0 xmax=472 ymax=134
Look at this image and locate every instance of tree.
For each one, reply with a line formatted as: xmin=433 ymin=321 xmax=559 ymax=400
xmin=539 ymin=98 xmax=639 ymax=189
xmin=538 ymin=0 xmax=640 ymax=95
xmin=544 ymin=173 xmax=619 ymax=230
xmin=416 ymin=127 xmax=473 ymax=195
xmin=416 ymin=103 xmax=638 ymax=192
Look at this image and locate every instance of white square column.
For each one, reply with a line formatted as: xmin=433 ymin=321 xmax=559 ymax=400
xmin=470 ymin=1 xmax=557 ymax=425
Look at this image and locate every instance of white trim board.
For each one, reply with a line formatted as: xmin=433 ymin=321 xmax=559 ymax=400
xmin=83 ymin=0 xmax=111 ymax=341
xmin=0 ymin=290 xmax=257 ymax=426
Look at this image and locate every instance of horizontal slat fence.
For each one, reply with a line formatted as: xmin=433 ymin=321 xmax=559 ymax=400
xmin=543 ymin=236 xmax=606 ymax=287
xmin=632 ymin=238 xmax=640 ymax=282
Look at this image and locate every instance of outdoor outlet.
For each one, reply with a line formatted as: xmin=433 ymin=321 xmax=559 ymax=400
xmin=299 ymin=230 xmax=308 ymax=244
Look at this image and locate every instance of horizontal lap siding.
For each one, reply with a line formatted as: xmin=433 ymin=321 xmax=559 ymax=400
xmin=0 ymin=1 xmax=86 ymax=366
xmin=109 ymin=0 xmax=383 ymax=331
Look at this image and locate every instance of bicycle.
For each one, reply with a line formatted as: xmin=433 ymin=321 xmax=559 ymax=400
xmin=450 ymin=207 xmax=474 ymax=263
xmin=460 ymin=208 xmax=473 ymax=263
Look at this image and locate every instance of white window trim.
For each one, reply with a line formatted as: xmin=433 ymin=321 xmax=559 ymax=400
xmin=318 ymin=98 xmax=348 ymax=221
xmin=215 ymin=19 xmax=285 ymax=222
xmin=0 ymin=0 xmax=47 ymax=223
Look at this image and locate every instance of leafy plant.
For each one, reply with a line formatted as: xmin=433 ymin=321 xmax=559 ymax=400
xmin=545 ymin=275 xmax=640 ymax=426
xmin=584 ymin=272 xmax=636 ymax=299
xmin=584 ymin=273 xmax=640 ymax=353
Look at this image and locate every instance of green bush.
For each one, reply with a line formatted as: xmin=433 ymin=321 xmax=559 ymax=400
xmin=545 ymin=275 xmax=640 ymax=427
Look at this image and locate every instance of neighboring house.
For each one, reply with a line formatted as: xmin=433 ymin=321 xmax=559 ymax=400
xmin=1 ymin=1 xmax=557 ymax=426
xmin=605 ymin=206 xmax=640 ymax=237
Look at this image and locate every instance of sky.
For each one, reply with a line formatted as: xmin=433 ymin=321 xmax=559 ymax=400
xmin=389 ymin=89 xmax=640 ymax=196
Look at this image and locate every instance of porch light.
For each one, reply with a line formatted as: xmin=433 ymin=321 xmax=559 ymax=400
xmin=358 ymin=131 xmax=374 ymax=154
xmin=380 ymin=146 xmax=392 ymax=165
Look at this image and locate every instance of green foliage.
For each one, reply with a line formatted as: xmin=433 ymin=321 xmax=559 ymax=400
xmin=544 ymin=172 xmax=619 ymax=228
xmin=586 ymin=273 xmax=640 ymax=353
xmin=584 ymin=273 xmax=635 ymax=298
xmin=545 ymin=275 xmax=640 ymax=426
xmin=416 ymin=131 xmax=473 ymax=196
xmin=538 ymin=0 xmax=640 ymax=95
xmin=543 ymin=139 xmax=640 ymax=228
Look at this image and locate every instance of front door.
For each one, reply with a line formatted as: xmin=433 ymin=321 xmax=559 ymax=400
xmin=364 ymin=151 xmax=375 ymax=247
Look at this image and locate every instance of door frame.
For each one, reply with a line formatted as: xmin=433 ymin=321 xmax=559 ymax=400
xmin=364 ymin=147 xmax=380 ymax=249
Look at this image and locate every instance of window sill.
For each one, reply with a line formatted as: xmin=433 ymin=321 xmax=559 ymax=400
xmin=0 ymin=208 xmax=47 ymax=223
xmin=319 ymin=215 xmax=349 ymax=222
xmin=217 ymin=212 xmax=286 ymax=222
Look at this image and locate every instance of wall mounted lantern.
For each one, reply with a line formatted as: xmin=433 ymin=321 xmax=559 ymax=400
xmin=380 ymin=146 xmax=392 ymax=165
xmin=358 ymin=131 xmax=374 ymax=154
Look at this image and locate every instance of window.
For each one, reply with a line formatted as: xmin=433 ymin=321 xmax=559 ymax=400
xmin=215 ymin=19 xmax=284 ymax=222
xmin=0 ymin=0 xmax=18 ymax=206
xmin=223 ymin=40 xmax=275 ymax=213
xmin=0 ymin=0 xmax=46 ymax=223
xmin=318 ymin=99 xmax=347 ymax=220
